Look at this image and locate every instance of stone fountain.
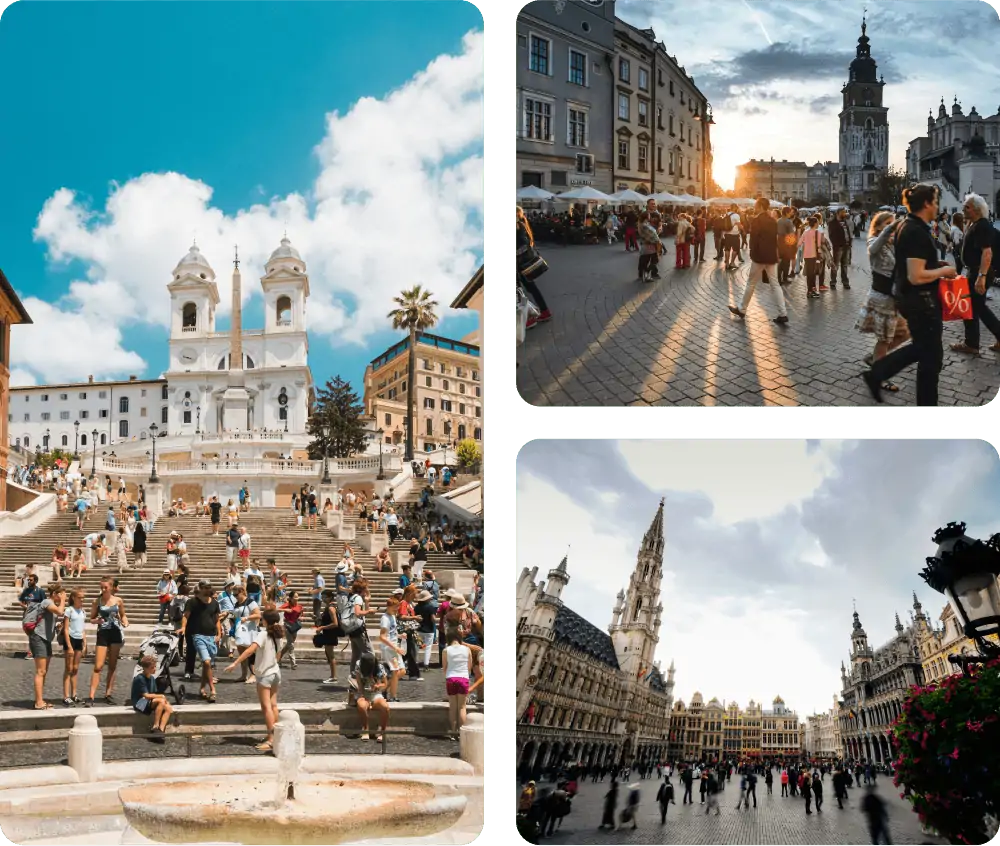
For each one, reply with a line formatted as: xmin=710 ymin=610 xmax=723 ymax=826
xmin=118 ymin=711 xmax=467 ymax=845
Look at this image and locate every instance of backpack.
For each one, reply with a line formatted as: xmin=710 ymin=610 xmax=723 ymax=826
xmin=22 ymin=600 xmax=45 ymax=634
xmin=169 ymin=599 xmax=185 ymax=624
xmin=336 ymin=594 xmax=365 ymax=635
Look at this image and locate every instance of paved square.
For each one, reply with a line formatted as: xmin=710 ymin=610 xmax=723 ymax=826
xmin=530 ymin=775 xmax=940 ymax=845
xmin=516 ymin=241 xmax=999 ymax=407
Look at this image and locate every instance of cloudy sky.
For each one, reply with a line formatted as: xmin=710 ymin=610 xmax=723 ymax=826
xmin=517 ymin=440 xmax=1000 ymax=717
xmin=618 ymin=0 xmax=1000 ymax=188
xmin=0 ymin=2 xmax=482 ymax=392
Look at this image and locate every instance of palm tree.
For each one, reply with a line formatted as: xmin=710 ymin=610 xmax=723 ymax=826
xmin=387 ymin=285 xmax=439 ymax=461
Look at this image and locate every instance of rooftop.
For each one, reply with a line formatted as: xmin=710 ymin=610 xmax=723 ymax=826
xmin=553 ymin=605 xmax=619 ymax=669
xmin=369 ymin=332 xmax=480 ymax=371
xmin=0 ymin=268 xmax=32 ymax=324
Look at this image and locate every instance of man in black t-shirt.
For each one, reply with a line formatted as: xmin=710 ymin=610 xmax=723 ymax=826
xmin=180 ymin=580 xmax=221 ymax=699
xmin=209 ymin=497 xmax=222 ymax=536
xmin=952 ymin=194 xmax=1000 ymax=354
xmin=864 ymin=183 xmax=957 ymax=406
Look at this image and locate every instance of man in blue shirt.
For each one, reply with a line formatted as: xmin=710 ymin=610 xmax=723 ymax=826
xmin=19 ymin=575 xmax=45 ymax=608
xmin=399 ymin=564 xmax=412 ymax=590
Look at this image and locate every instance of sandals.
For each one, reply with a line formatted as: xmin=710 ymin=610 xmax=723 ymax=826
xmin=360 ymin=731 xmax=370 ymax=742
xmin=881 ymin=381 xmax=900 ymax=393
xmin=255 ymin=741 xmax=273 ymax=752
xmin=33 ymin=702 xmax=53 ymax=710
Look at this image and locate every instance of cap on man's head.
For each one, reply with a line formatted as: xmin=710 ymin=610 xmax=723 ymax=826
xmin=197 ymin=580 xmax=214 ymax=592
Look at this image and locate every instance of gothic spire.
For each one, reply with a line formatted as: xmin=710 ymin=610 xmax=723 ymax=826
xmin=895 ymin=611 xmax=903 ymax=634
xmin=642 ymin=498 xmax=665 ymax=553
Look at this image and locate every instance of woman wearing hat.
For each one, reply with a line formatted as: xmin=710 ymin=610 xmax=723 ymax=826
xmin=313 ymin=589 xmax=340 ymax=685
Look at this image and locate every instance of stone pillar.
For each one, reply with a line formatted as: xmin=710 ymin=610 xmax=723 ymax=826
xmin=358 ymin=530 xmax=389 ymax=554
xmin=68 ymin=714 xmax=103 ymax=783
xmin=460 ymin=712 xmax=485 ymax=775
xmin=144 ymin=483 xmax=165 ymax=523
xmin=274 ymin=710 xmax=305 ymax=770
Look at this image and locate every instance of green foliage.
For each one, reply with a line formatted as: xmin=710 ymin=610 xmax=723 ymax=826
xmin=455 ymin=438 xmax=481 ymax=468
xmin=875 ymin=165 xmax=909 ymax=208
xmin=892 ymin=657 xmax=1000 ymax=844
xmin=307 ymin=376 xmax=368 ymax=460
xmin=34 ymin=448 xmax=74 ymax=469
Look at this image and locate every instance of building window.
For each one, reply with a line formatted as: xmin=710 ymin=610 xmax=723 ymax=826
xmin=638 ymin=67 xmax=649 ymax=91
xmin=423 ymin=398 xmax=435 ymax=410
xmin=687 ymin=161 xmax=692 ymax=178
xmin=524 ymin=98 xmax=552 ymax=141
xmin=443 ymin=421 xmax=452 ymax=437
xmin=41 ymin=394 xmax=49 ymax=401
xmin=99 ymin=391 xmax=107 ymax=399
xmin=638 ymin=100 xmax=648 ymax=127
xmin=183 ymin=410 xmax=191 ymax=424
xmin=80 ymin=410 xmax=89 ymax=419
xmin=669 ymin=114 xmax=675 ymax=136
xmin=140 ymin=407 xmax=147 ymax=417
xmin=575 ymin=153 xmax=594 ymax=174
xmin=182 ymin=302 xmax=197 ymax=330
xmin=459 ymin=402 xmax=466 ymax=415
xmin=475 ymin=406 xmax=482 ymax=417
xmin=425 ymin=376 xmax=432 ymax=387
xmin=384 ymin=413 xmax=391 ymax=426
xmin=458 ymin=424 xmax=467 ymax=440
xmin=618 ymin=139 xmax=629 ymax=170
xmin=443 ymin=379 xmax=449 ymax=391
xmin=118 ymin=420 xmax=129 ymax=438
xmin=669 ymin=150 xmax=675 ymax=175
xmin=59 ymin=411 xmax=69 ymax=420
xmin=529 ymin=34 xmax=550 ymax=74
xmin=669 ymin=79 xmax=675 ymax=96
xmin=279 ymin=406 xmax=288 ymax=421
xmin=657 ymin=147 xmax=663 ymax=172
xmin=161 ymin=407 xmax=168 ymax=424
xmin=119 ymin=397 xmax=129 ymax=414
xmin=475 ymin=386 xmax=481 ymax=397
xmin=40 ymin=412 xmax=50 ymax=421
xmin=425 ymin=418 xmax=433 ymax=436
xmin=618 ymin=92 xmax=630 ymax=121
xmin=638 ymin=144 xmax=648 ymax=172
xmin=59 ymin=393 xmax=68 ymax=400
xmin=441 ymin=399 xmax=453 ymax=412
xmin=80 ymin=434 xmax=87 ymax=446
xmin=656 ymin=105 xmax=663 ymax=129
xmin=23 ymin=413 xmax=30 ymax=422
xmin=276 ymin=296 xmax=292 ymax=326
xmin=161 ymin=385 xmax=168 ymax=400
xmin=79 ymin=392 xmax=86 ymax=400
xmin=568 ymin=108 xmax=587 ymax=147
xmin=100 ymin=433 xmax=107 ymax=445
xmin=459 ymin=383 xmax=466 ymax=394
xmin=618 ymin=57 xmax=630 ymax=82
xmin=688 ymin=127 xmax=692 ymax=145
xmin=568 ymin=49 xmax=587 ymax=86
xmin=99 ymin=409 xmax=109 ymax=419
xmin=422 ymin=358 xmax=431 ymax=370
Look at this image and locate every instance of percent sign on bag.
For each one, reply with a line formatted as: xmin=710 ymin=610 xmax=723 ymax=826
xmin=940 ymin=276 xmax=973 ymax=322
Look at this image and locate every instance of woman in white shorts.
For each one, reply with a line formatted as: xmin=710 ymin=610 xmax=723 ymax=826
xmin=378 ymin=597 xmax=406 ymax=702
xmin=224 ymin=608 xmax=283 ymax=752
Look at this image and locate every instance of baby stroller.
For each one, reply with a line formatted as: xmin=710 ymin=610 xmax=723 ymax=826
xmin=133 ymin=627 xmax=186 ymax=704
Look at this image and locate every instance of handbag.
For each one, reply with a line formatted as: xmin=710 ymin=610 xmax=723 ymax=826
xmin=517 ymin=243 xmax=548 ymax=280
xmin=234 ymin=603 xmax=252 ymax=647
xmin=939 ymin=275 xmax=972 ymax=321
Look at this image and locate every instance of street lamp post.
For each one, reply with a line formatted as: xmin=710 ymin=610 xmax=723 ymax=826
xmin=148 ymin=423 xmax=160 ymax=483
xmin=694 ymin=103 xmax=715 ymax=200
xmin=44 ymin=428 xmax=50 ymax=453
xmin=769 ymin=157 xmax=775 ymax=200
xmin=196 ymin=405 xmax=201 ymax=435
xmin=920 ymin=521 xmax=1000 ymax=673
xmin=320 ymin=423 xmax=332 ymax=485
xmin=90 ymin=429 xmax=98 ymax=479
xmin=376 ymin=427 xmax=385 ymax=480
xmin=73 ymin=420 xmax=80 ymax=461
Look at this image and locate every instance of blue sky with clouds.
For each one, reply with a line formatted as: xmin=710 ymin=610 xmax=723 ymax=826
xmin=618 ymin=0 xmax=1000 ymax=187
xmin=0 ymin=1 xmax=483 ymax=392
xmin=518 ymin=440 xmax=1000 ymax=715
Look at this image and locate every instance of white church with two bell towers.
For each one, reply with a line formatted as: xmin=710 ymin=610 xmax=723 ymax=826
xmin=515 ymin=500 xmax=677 ymax=775
xmin=164 ymin=236 xmax=312 ymax=437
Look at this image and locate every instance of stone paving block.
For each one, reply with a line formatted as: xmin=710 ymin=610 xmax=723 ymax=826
xmin=517 ymin=242 xmax=1000 ymax=406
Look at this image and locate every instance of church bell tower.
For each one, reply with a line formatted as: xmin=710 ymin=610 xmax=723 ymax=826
xmin=838 ymin=13 xmax=889 ymax=204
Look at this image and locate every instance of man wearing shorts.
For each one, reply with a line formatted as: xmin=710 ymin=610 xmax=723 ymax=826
xmin=307 ymin=487 xmax=318 ymax=529
xmin=237 ymin=526 xmax=252 ymax=565
xmin=209 ymin=496 xmax=222 ymax=536
xmin=225 ymin=524 xmax=240 ymax=564
xmin=180 ymin=580 xmax=221 ymax=701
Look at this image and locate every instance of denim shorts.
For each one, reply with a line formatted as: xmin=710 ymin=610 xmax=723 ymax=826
xmin=193 ymin=634 xmax=218 ymax=664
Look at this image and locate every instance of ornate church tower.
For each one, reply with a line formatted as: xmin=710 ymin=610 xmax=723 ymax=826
xmin=838 ymin=13 xmax=889 ymax=204
xmin=610 ymin=499 xmax=665 ymax=677
xmin=850 ymin=608 xmax=874 ymax=675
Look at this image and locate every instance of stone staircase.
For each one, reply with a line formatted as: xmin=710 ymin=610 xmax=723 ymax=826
xmin=0 ymin=483 xmax=478 ymax=658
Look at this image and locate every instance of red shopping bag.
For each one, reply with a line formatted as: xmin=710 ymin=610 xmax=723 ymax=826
xmin=940 ymin=275 xmax=972 ymax=321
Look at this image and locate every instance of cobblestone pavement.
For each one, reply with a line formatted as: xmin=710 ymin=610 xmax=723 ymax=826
xmin=527 ymin=775 xmax=943 ymax=845
xmin=516 ymin=241 xmax=1000 ymax=406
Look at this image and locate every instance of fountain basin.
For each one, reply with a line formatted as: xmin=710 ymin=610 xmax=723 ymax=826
xmin=119 ymin=777 xmax=467 ymax=845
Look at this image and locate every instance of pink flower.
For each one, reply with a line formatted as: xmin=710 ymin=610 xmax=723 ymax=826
xmin=947 ymin=747 xmax=959 ymax=760
xmin=966 ymin=720 xmax=983 ymax=732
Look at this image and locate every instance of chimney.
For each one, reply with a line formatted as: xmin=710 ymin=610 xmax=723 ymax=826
xmin=129 ymin=375 xmax=137 ymax=381
xmin=88 ymin=375 xmax=94 ymax=383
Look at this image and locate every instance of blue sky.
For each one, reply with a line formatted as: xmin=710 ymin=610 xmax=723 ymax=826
xmin=0 ymin=1 xmax=483 ymax=392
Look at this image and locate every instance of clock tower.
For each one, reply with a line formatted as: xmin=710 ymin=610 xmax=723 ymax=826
xmin=837 ymin=13 xmax=889 ymax=204
xmin=168 ymin=243 xmax=220 ymax=344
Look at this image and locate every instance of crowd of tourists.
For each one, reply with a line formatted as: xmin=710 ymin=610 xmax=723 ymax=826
xmin=517 ymin=185 xmax=1000 ymax=405
xmin=15 ymin=472 xmax=485 ymax=755
xmin=517 ymin=757 xmax=895 ymax=842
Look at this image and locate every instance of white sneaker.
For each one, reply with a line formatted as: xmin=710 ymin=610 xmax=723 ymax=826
xmin=322 ymin=677 xmax=338 ymax=685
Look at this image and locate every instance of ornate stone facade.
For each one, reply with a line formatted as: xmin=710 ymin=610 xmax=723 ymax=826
xmin=515 ymin=501 xmax=676 ymax=775
xmin=805 ymin=695 xmax=843 ymax=761
xmin=838 ymin=600 xmax=924 ymax=765
xmin=668 ymin=696 xmax=801 ymax=764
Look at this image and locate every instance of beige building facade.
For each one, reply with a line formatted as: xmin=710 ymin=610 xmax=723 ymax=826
xmin=668 ymin=696 xmax=802 ymax=764
xmin=805 ymin=696 xmax=842 ymax=761
xmin=363 ymin=332 xmax=482 ymax=454
xmin=0 ymin=269 xmax=32 ymax=512
xmin=735 ymin=159 xmax=809 ymax=203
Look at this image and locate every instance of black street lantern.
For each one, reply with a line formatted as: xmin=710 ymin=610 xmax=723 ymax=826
xmin=148 ymin=423 xmax=160 ymax=484
xmin=376 ymin=427 xmax=385 ymax=481
xmin=90 ymin=429 xmax=98 ymax=479
xmin=73 ymin=420 xmax=80 ymax=461
xmin=320 ymin=422 xmax=332 ymax=485
xmin=920 ymin=521 xmax=1000 ymax=666
xmin=44 ymin=428 xmax=50 ymax=453
xmin=196 ymin=405 xmax=201 ymax=435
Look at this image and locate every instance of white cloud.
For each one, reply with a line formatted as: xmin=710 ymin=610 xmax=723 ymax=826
xmin=23 ymin=30 xmax=483 ymax=384
xmin=8 ymin=368 xmax=37 ymax=387
xmin=617 ymin=440 xmax=839 ymax=524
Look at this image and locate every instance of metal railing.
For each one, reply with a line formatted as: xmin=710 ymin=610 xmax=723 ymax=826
xmin=95 ymin=454 xmax=402 ymax=477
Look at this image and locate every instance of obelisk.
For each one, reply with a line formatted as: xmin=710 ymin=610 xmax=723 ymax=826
xmin=222 ymin=246 xmax=251 ymax=431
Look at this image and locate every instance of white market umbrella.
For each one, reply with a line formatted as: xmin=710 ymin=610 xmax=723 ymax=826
xmin=650 ymin=191 xmax=684 ymax=203
xmin=769 ymin=199 xmax=785 ymax=209
xmin=878 ymin=205 xmax=894 ymax=211
xmin=707 ymin=196 xmax=736 ymax=206
xmin=733 ymin=197 xmax=757 ymax=207
xmin=608 ymin=188 xmax=648 ymax=203
xmin=675 ymin=193 xmax=707 ymax=205
xmin=553 ymin=186 xmax=612 ymax=202
xmin=516 ymin=185 xmax=555 ymax=201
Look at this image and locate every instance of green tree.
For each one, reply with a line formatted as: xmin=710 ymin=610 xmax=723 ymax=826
xmin=456 ymin=438 xmax=482 ymax=470
xmin=387 ymin=285 xmax=439 ymax=461
xmin=307 ymin=376 xmax=368 ymax=461
xmin=808 ymin=193 xmax=830 ymax=208
xmin=875 ymin=165 xmax=909 ymax=209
